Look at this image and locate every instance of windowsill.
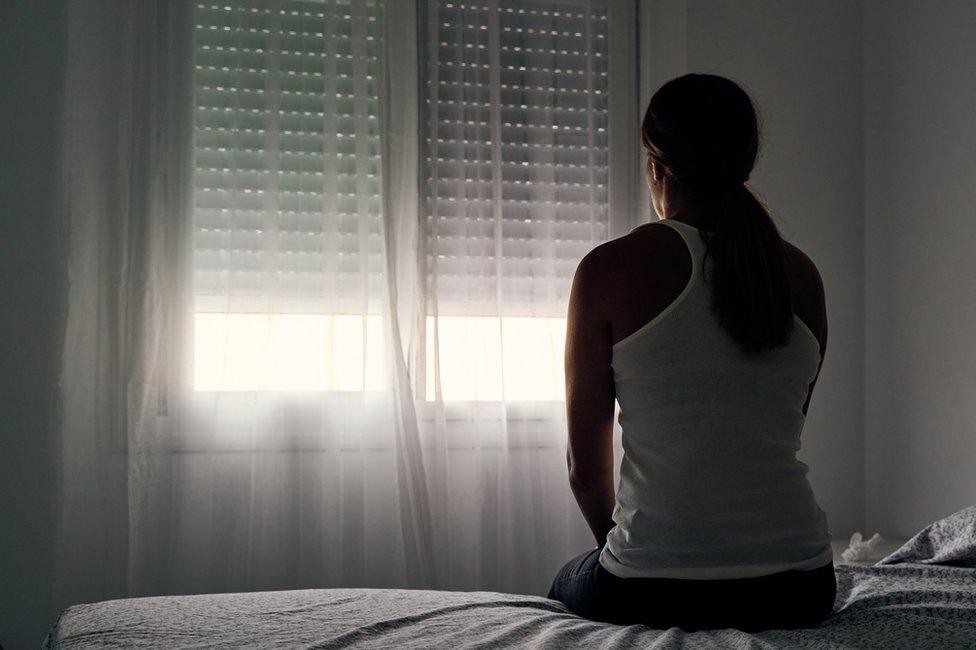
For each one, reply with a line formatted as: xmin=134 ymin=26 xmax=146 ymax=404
xmin=130 ymin=393 xmax=578 ymax=453
xmin=186 ymin=390 xmax=567 ymax=419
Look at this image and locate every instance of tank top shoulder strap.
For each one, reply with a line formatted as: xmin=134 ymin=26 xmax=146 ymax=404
xmin=654 ymin=218 xmax=709 ymax=268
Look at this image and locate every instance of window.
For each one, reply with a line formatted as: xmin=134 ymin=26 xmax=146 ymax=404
xmin=423 ymin=0 xmax=610 ymax=401
xmin=193 ymin=0 xmax=386 ymax=391
xmin=191 ymin=0 xmax=616 ymax=400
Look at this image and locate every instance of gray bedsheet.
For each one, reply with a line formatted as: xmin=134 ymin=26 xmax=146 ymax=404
xmin=46 ymin=507 xmax=976 ymax=649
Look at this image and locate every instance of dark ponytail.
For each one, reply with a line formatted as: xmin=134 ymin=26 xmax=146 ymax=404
xmin=641 ymin=74 xmax=792 ymax=354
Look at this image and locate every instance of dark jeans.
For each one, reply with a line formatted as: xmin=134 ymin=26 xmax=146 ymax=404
xmin=548 ymin=547 xmax=837 ymax=632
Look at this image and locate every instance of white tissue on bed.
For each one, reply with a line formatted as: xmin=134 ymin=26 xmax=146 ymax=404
xmin=842 ymin=532 xmax=884 ymax=562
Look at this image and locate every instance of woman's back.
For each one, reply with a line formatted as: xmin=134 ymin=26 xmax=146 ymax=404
xmin=549 ymin=73 xmax=836 ymax=630
xmin=604 ymin=218 xmax=827 ymax=360
xmin=597 ymin=218 xmax=832 ymax=579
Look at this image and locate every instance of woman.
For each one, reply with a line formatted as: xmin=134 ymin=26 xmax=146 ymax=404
xmin=548 ymin=73 xmax=836 ymax=632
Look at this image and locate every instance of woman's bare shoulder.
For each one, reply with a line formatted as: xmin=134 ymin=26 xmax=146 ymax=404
xmin=594 ymin=221 xmax=685 ymax=259
xmin=571 ymin=223 xmax=690 ymax=334
xmin=575 ymin=223 xmax=685 ymax=283
xmin=782 ymin=240 xmax=827 ymax=350
xmin=782 ymin=240 xmax=825 ymax=298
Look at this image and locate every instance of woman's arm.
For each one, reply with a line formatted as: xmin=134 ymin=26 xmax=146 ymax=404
xmin=564 ymin=248 xmax=617 ymax=546
xmin=784 ymin=242 xmax=828 ymax=416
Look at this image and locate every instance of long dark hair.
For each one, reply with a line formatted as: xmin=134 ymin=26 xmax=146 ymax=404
xmin=641 ymin=73 xmax=792 ymax=354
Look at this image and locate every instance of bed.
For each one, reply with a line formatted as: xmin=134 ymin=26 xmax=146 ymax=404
xmin=45 ymin=507 xmax=976 ymax=649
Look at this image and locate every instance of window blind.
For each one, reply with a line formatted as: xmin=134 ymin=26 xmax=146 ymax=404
xmin=425 ymin=0 xmax=610 ymax=317
xmin=193 ymin=0 xmax=384 ymax=314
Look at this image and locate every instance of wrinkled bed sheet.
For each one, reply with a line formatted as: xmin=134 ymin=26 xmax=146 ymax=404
xmin=43 ymin=562 xmax=975 ymax=649
xmin=46 ymin=507 xmax=976 ymax=648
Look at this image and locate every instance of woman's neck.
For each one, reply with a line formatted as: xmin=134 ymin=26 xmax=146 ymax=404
xmin=654 ymin=183 xmax=709 ymax=228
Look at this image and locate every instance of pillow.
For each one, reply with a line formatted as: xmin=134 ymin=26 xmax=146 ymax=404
xmin=876 ymin=505 xmax=976 ymax=568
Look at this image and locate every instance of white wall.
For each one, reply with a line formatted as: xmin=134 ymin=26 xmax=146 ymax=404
xmin=0 ymin=1 xmax=67 ymax=647
xmin=645 ymin=0 xmax=866 ymax=538
xmin=864 ymin=0 xmax=976 ymax=537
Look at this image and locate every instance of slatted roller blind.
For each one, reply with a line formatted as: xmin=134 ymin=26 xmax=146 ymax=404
xmin=194 ymin=0 xmax=384 ymax=314
xmin=425 ymin=0 xmax=610 ymax=317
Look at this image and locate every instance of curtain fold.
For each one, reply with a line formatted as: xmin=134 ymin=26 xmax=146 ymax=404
xmin=378 ymin=0 xmax=437 ymax=587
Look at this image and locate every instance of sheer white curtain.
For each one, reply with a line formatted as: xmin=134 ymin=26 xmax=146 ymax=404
xmin=57 ymin=0 xmax=431 ymax=608
xmin=56 ymin=0 xmax=197 ymax=608
xmin=56 ymin=0 xmax=637 ymax=609
xmin=412 ymin=0 xmax=629 ymax=593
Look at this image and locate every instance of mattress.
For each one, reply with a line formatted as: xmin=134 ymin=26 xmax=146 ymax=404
xmin=45 ymin=507 xmax=976 ymax=649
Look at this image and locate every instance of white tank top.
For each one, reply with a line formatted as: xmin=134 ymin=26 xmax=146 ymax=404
xmin=599 ymin=218 xmax=833 ymax=580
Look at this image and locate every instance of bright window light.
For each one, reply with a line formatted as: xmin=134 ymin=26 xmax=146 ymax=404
xmin=194 ymin=313 xmax=386 ymax=392
xmin=195 ymin=314 xmax=567 ymax=401
xmin=425 ymin=317 xmax=567 ymax=402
